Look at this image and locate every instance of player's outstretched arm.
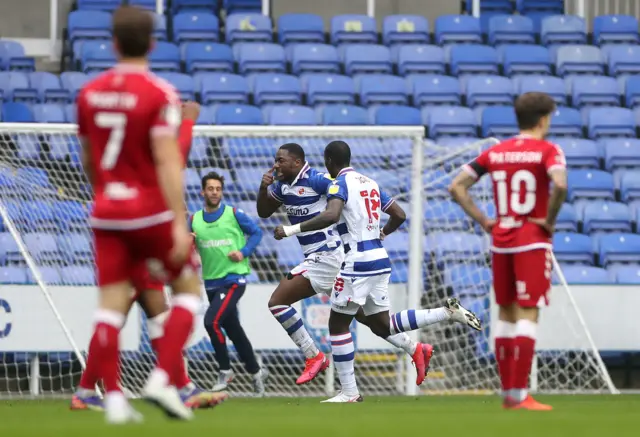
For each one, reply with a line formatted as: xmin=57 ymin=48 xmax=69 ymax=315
xmin=381 ymin=202 xmax=406 ymax=238
xmin=256 ymin=165 xmax=282 ymax=218
xmin=449 ymin=171 xmax=493 ymax=232
xmin=275 ymin=198 xmax=344 ymax=240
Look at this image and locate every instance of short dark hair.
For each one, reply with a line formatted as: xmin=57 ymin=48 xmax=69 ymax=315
xmin=514 ymin=92 xmax=556 ymax=131
xmin=324 ymin=140 xmax=351 ymax=167
xmin=279 ymin=143 xmax=305 ymax=161
xmin=201 ymin=171 xmax=224 ymax=190
xmin=112 ymin=6 xmax=154 ymax=58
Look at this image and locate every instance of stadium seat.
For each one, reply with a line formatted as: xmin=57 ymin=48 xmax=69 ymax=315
xmin=32 ymin=104 xmax=66 ymax=123
xmin=603 ymin=139 xmax=640 ymax=171
xmin=396 ymin=45 xmax=446 ymax=76
xmin=556 ymin=45 xmax=604 ymax=76
xmin=330 ymin=15 xmax=377 ymax=45
xmin=275 ymin=237 xmax=305 ymax=269
xmin=593 ymin=15 xmax=640 ymax=45
xmin=321 ymin=104 xmax=368 ymax=125
xmin=2 ymin=102 xmax=33 ymax=122
xmin=61 ymin=265 xmax=95 ymax=285
xmin=357 ymin=74 xmax=407 ymax=106
xmin=26 ymin=266 xmax=62 ymax=285
xmin=24 ymin=233 xmax=60 ymax=263
xmin=253 ymin=73 xmax=301 ymax=105
xmin=171 ymin=0 xmax=216 ymax=13
xmin=582 ymin=201 xmax=632 ymax=233
xmin=465 ymin=75 xmax=513 ymax=107
xmin=571 ymin=76 xmax=619 ymax=108
xmin=620 ymin=171 xmax=640 ymax=202
xmin=599 ymin=233 xmax=640 ymax=266
xmin=0 ymin=231 xmax=21 ymax=263
xmin=424 ymin=200 xmax=468 ymax=232
xmin=148 ymin=42 xmax=180 ymax=71
xmin=429 ymin=231 xmax=487 ymax=265
xmin=0 ymin=40 xmax=35 ymax=71
xmin=587 ymin=107 xmax=635 ymax=139
xmin=63 ymin=104 xmax=77 ymax=124
xmin=625 ymin=76 xmax=640 ymax=108
xmin=449 ymin=44 xmax=499 ymax=76
xmin=130 ymin=0 xmax=165 ymax=10
xmin=383 ymin=15 xmax=430 ymax=45
xmin=268 ymin=105 xmax=315 ymax=125
xmin=200 ymin=73 xmax=248 ymax=104
xmin=342 ymin=45 xmax=392 ymax=76
xmin=548 ymin=107 xmax=582 ymax=137
xmin=372 ymin=105 xmax=421 ymax=125
xmin=156 ymin=72 xmax=195 ymax=101
xmin=488 ymin=15 xmax=535 ymax=45
xmin=556 ymin=203 xmax=578 ymax=232
xmin=541 ymin=15 xmax=587 ymax=45
xmin=428 ymin=106 xmax=476 ymax=138
xmin=21 ymin=200 xmax=57 ymax=232
xmin=52 ymin=200 xmax=88 ymax=232
xmin=226 ymin=14 xmax=273 ymax=44
xmin=15 ymin=133 xmax=40 ymax=160
xmin=411 ymin=75 xmax=461 ymax=106
xmin=614 ymin=266 xmax=640 ymax=284
xmin=238 ymin=43 xmax=285 ymax=74
xmin=382 ymin=231 xmax=409 ymax=261
xmin=560 ymin=265 xmax=612 ymax=284
xmin=434 ymin=15 xmax=482 ymax=45
xmin=517 ymin=75 xmax=566 ymax=106
xmin=555 ymin=138 xmax=599 ymax=168
xmin=67 ymin=10 xmax=111 ymax=41
xmin=606 ymin=45 xmax=640 ymax=76
xmin=499 ymin=44 xmax=551 ymax=76
xmin=291 ymin=44 xmax=340 ymax=75
xmin=80 ymin=41 xmax=116 ymax=73
xmin=0 ymin=71 xmax=36 ymax=102
xmin=481 ymin=106 xmax=518 ymax=137
xmin=184 ymin=43 xmax=233 ymax=73
xmin=184 ymin=168 xmax=201 ymax=194
xmin=0 ymin=266 xmax=28 ymax=284
xmin=278 ymin=13 xmax=324 ymax=45
xmin=59 ymin=72 xmax=88 ymax=100
xmin=29 ymin=72 xmax=68 ymax=103
xmin=444 ymin=264 xmax=492 ymax=292
xmin=305 ymin=74 xmax=355 ymax=105
xmin=568 ymin=169 xmax=615 ymax=201
xmin=215 ymin=104 xmax=262 ymax=125
xmin=152 ymin=13 xmax=168 ymax=41
xmin=172 ymin=12 xmax=219 ymax=43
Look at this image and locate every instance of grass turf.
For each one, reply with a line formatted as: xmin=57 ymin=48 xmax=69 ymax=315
xmin=1 ymin=396 xmax=639 ymax=437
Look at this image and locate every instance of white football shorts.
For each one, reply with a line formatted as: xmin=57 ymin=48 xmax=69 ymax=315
xmin=289 ymin=249 xmax=345 ymax=295
xmin=330 ymin=273 xmax=391 ymax=316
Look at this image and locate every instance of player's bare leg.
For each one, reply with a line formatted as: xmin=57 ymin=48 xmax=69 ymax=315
xmin=268 ymin=275 xmax=330 ymax=385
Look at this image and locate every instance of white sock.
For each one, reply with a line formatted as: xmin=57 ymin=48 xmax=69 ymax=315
xmin=330 ymin=332 xmax=359 ymax=396
xmin=104 ymin=391 xmax=127 ymax=410
xmin=389 ymin=308 xmax=449 ymax=335
xmin=76 ymin=387 xmax=96 ymax=397
xmin=385 ymin=333 xmax=418 ymax=355
xmin=270 ymin=305 xmax=319 ymax=359
xmin=179 ymin=382 xmax=195 ymax=394
xmin=147 ymin=311 xmax=168 ymax=341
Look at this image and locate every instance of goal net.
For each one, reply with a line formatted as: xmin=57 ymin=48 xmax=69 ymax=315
xmin=0 ymin=123 xmax=616 ymax=398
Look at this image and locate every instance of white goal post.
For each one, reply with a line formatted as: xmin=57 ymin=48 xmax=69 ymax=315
xmin=0 ymin=122 xmax=616 ymax=398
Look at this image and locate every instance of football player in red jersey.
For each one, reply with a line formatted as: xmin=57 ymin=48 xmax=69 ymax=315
xmin=75 ymin=6 xmax=219 ymax=423
xmin=449 ymin=92 xmax=568 ymax=411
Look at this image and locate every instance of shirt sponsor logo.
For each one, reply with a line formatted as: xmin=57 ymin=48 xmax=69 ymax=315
xmin=199 ymin=239 xmax=233 ymax=248
xmin=286 ymin=207 xmax=310 ymax=216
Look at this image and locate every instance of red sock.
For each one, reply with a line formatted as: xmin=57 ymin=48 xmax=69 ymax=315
xmin=151 ymin=337 xmax=191 ymax=388
xmin=94 ymin=321 xmax=121 ymax=393
xmin=513 ymin=320 xmax=537 ymax=399
xmin=78 ymin=331 xmax=101 ymax=390
xmin=494 ymin=321 xmax=516 ymax=397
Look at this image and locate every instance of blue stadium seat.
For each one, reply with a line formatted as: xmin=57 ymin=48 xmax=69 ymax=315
xmin=541 ymin=15 xmax=587 ymax=45
xmin=184 ymin=168 xmax=201 ymax=194
xmin=0 ymin=231 xmax=21 ymax=264
xmin=194 ymin=106 xmax=215 ymax=125
xmin=156 ymin=72 xmax=195 ymax=101
xmin=0 ymin=41 xmax=34 ymax=72
xmin=321 ymin=104 xmax=368 ymax=125
xmin=130 ymin=0 xmax=166 ymax=10
xmin=2 ymin=102 xmax=33 ymax=122
xmin=278 ymin=13 xmax=324 ymax=44
xmin=382 ymin=231 xmax=409 ymax=261
xmin=625 ymin=76 xmax=640 ymax=108
xmin=305 ymin=74 xmax=354 ymax=105
xmin=449 ymin=44 xmax=499 ymax=76
xmin=499 ymin=44 xmax=551 ymax=76
xmin=593 ymin=15 xmax=640 ymax=45
xmin=32 ymin=104 xmax=66 ymax=123
xmin=568 ymin=169 xmax=615 ymax=201
xmin=238 ymin=43 xmax=285 ymax=74
xmin=26 ymin=266 xmax=62 ymax=285
xmin=383 ymin=15 xmax=430 ymax=45
xmin=16 ymin=168 xmax=49 ymax=190
xmin=571 ymin=76 xmax=619 ymax=107
xmin=76 ymin=0 xmax=121 ymax=10
xmin=29 ymin=72 xmax=68 ymax=103
xmin=603 ymin=139 xmax=640 ymax=171
xmin=171 ymin=0 xmax=217 ymax=13
xmin=47 ymin=133 xmax=74 ymax=160
xmin=614 ymin=266 xmax=640 ymax=284
xmin=184 ymin=43 xmax=233 ymax=73
xmin=274 ymin=237 xmax=305 ymax=269
xmin=396 ymin=45 xmax=445 ymax=76
xmin=357 ymin=74 xmax=407 ymax=106
xmin=0 ymin=71 xmax=36 ymax=102
xmin=15 ymin=134 xmax=40 ymax=160
xmin=606 ymin=45 xmax=640 ymax=76
xmin=555 ymin=138 xmax=599 ymax=168
xmin=488 ymin=15 xmax=535 ymax=45
xmin=372 ymin=105 xmax=421 ymax=125
xmin=253 ymin=73 xmax=301 ymax=105
xmin=588 ymin=107 xmax=635 ymax=139
xmin=53 ymin=201 xmax=88 ymax=231
xmin=411 ymin=74 xmax=461 ymax=106
xmin=599 ymin=233 xmax=640 ymax=266
xmin=149 ymin=42 xmax=180 ymax=71
xmin=173 ymin=12 xmax=219 ymax=43
xmin=517 ymin=75 xmax=566 ymax=106
xmin=0 ymin=266 xmax=28 ymax=284
xmin=63 ymin=104 xmax=76 ymax=124
xmin=153 ymin=13 xmax=168 ymax=41
xmin=549 ymin=107 xmax=582 ymax=137
xmin=556 ymin=45 xmax=604 ymax=76
xmin=556 ymin=203 xmax=578 ymax=232
xmin=330 ymin=15 xmax=377 ymax=45
xmin=61 ymin=265 xmax=95 ymax=285
xmin=24 ymin=233 xmax=60 ymax=263
xmin=80 ymin=41 xmax=116 ymax=73
xmin=291 ymin=44 xmax=339 ymax=75
xmin=429 ymin=231 xmax=487 ymax=265
xmin=560 ymin=265 xmax=612 ymax=284
xmin=200 ymin=73 xmax=248 ymax=104
xmin=620 ymin=171 xmax=640 ymax=202
xmin=268 ymin=105 xmax=315 ymax=125
xmin=58 ymin=232 xmax=92 ymax=264
xmin=21 ymin=201 xmax=57 ymax=232
xmin=465 ymin=75 xmax=513 ymax=107
xmin=215 ymin=104 xmax=262 ymax=124
xmin=434 ymin=15 xmax=482 ymax=45
xmin=226 ymin=14 xmax=273 ymax=44
xmin=444 ymin=264 xmax=492 ymax=291
xmin=481 ymin=105 xmax=518 ymax=137
xmin=67 ymin=10 xmax=111 ymax=41
xmin=428 ymin=106 xmax=476 ymax=137
xmin=583 ymin=201 xmax=632 ymax=233
xmin=224 ymin=0 xmax=261 ymax=14
xmin=343 ymin=45 xmax=392 ymax=76
xmin=59 ymin=72 xmax=88 ymax=100
xmin=424 ymin=199 xmax=468 ymax=232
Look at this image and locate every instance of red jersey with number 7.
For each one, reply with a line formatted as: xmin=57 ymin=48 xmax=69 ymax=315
xmin=77 ymin=64 xmax=182 ymax=230
xmin=462 ymin=135 xmax=566 ymax=253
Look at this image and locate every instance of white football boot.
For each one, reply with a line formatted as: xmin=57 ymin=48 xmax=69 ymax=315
xmin=252 ymin=368 xmax=269 ymax=397
xmin=143 ymin=370 xmax=194 ymax=420
xmin=212 ymin=369 xmax=235 ymax=392
xmin=445 ymin=298 xmax=482 ymax=331
xmin=105 ymin=393 xmax=143 ymax=425
xmin=321 ymin=392 xmax=363 ymax=403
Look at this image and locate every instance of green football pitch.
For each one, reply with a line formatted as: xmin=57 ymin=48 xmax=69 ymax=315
xmin=2 ymin=396 xmax=639 ymax=437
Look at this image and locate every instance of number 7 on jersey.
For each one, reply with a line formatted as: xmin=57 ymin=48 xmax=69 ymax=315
xmin=95 ymin=112 xmax=127 ymax=170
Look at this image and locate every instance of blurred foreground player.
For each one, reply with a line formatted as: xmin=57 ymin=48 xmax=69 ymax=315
xmin=449 ymin=92 xmax=568 ymax=411
xmin=71 ymin=103 xmax=222 ymax=412
xmin=77 ymin=6 xmax=221 ymax=423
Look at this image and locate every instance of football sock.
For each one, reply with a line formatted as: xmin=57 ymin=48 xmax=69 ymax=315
xmin=78 ymin=327 xmax=103 ymax=393
xmin=148 ymin=312 xmax=192 ymax=389
xmin=270 ymin=305 xmax=319 ymax=359
xmin=384 ymin=333 xmax=418 ymax=355
xmin=513 ymin=319 xmax=537 ymax=402
xmin=93 ymin=309 xmax=125 ymax=393
xmin=330 ymin=332 xmax=358 ymax=396
xmin=389 ymin=308 xmax=449 ymax=335
xmin=494 ymin=320 xmax=516 ymax=399
xmin=156 ymin=294 xmax=200 ymax=385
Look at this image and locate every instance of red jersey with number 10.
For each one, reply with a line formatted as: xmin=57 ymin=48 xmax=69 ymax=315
xmin=77 ymin=64 xmax=181 ymax=230
xmin=462 ymin=135 xmax=566 ymax=253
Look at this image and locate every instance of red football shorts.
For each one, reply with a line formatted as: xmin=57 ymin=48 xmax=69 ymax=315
xmin=94 ymin=221 xmax=198 ymax=288
xmin=491 ymin=248 xmax=552 ymax=308
xmin=129 ymin=262 xmax=165 ymax=302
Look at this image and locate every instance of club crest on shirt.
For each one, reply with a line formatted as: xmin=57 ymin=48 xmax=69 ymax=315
xmin=357 ymin=176 xmax=369 ymax=184
xmin=328 ymin=185 xmax=339 ymax=195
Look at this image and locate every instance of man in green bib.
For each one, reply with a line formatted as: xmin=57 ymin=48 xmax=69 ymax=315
xmin=190 ymin=172 xmax=267 ymax=396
